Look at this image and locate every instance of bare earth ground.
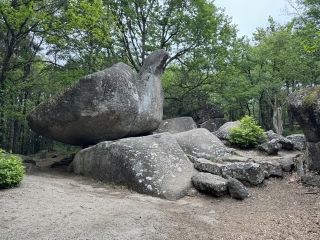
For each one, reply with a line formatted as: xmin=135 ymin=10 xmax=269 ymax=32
xmin=1 ymin=165 xmax=320 ymax=240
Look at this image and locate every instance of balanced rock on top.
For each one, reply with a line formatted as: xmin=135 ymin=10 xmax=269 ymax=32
xmin=287 ymin=86 xmax=320 ymax=171
xmin=27 ymin=50 xmax=169 ymax=146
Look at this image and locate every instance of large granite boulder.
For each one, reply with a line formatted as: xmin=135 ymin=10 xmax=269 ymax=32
xmin=173 ymin=128 xmax=231 ymax=159
xmin=69 ymin=132 xmax=195 ymax=200
xmin=287 ymin=86 xmax=320 ymax=171
xmin=154 ymin=117 xmax=197 ymax=134
xmin=27 ymin=50 xmax=168 ymax=146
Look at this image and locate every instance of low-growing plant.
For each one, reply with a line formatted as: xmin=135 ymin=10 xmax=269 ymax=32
xmin=230 ymin=115 xmax=266 ymax=148
xmin=0 ymin=149 xmax=25 ymax=189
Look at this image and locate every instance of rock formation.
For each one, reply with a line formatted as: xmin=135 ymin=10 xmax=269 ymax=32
xmin=287 ymin=86 xmax=320 ymax=171
xmin=173 ymin=128 xmax=231 ymax=158
xmin=69 ymin=132 xmax=196 ymax=200
xmin=27 ymin=50 xmax=168 ymax=146
xmin=191 ymin=172 xmax=228 ymax=197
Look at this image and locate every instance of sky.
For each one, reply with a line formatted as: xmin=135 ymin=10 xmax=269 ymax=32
xmin=214 ymin=0 xmax=292 ymax=39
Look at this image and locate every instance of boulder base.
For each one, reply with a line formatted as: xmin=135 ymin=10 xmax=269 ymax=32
xmin=287 ymin=86 xmax=320 ymax=171
xmin=70 ymin=132 xmax=195 ymax=200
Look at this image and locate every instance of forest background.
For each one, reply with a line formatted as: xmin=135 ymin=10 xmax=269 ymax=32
xmin=0 ymin=0 xmax=319 ymax=155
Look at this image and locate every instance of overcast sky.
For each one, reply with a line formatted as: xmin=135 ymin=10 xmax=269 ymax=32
xmin=214 ymin=0 xmax=292 ymax=39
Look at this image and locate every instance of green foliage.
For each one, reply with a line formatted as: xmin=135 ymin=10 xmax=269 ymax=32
xmin=53 ymin=142 xmax=81 ymax=154
xmin=0 ymin=149 xmax=25 ymax=189
xmin=230 ymin=116 xmax=266 ymax=148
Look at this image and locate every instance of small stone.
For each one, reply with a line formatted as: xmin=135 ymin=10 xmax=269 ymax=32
xmin=227 ymin=176 xmax=250 ymax=200
xmin=191 ymin=172 xmax=228 ymax=197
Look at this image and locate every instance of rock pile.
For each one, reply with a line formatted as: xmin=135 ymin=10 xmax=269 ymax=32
xmin=70 ymin=126 xmax=303 ymax=200
xmin=26 ymin=50 xmax=318 ymax=201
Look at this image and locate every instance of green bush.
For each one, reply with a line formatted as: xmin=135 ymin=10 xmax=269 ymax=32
xmin=230 ymin=115 xmax=266 ymax=148
xmin=0 ymin=149 xmax=25 ymax=189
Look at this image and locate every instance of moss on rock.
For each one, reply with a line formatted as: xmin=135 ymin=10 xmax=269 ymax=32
xmin=302 ymin=86 xmax=320 ymax=110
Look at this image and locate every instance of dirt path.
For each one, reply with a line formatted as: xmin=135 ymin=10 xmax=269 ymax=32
xmin=1 ymin=168 xmax=320 ymax=240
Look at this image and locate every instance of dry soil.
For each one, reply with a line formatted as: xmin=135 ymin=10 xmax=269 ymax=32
xmin=1 ymin=165 xmax=320 ymax=240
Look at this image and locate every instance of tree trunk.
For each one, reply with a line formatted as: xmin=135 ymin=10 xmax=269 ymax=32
xmin=271 ymin=96 xmax=283 ymax=135
xmin=272 ymin=106 xmax=283 ymax=135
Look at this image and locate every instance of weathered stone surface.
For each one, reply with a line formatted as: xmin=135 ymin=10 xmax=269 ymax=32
xmin=287 ymin=86 xmax=320 ymax=142
xmin=199 ymin=118 xmax=227 ymax=132
xmin=287 ymin=86 xmax=320 ymax=171
xmin=213 ymin=121 xmax=239 ymax=140
xmin=276 ymin=156 xmax=295 ymax=172
xmin=27 ymin=50 xmax=168 ymax=146
xmin=70 ymin=132 xmax=195 ymax=200
xmin=194 ymin=158 xmax=222 ymax=175
xmin=306 ymin=142 xmax=320 ymax=171
xmin=294 ymin=154 xmax=306 ymax=177
xmin=226 ymin=176 xmax=250 ymax=200
xmin=265 ymin=130 xmax=294 ymax=150
xmin=286 ymin=134 xmax=306 ymax=151
xmin=154 ymin=117 xmax=197 ymax=134
xmin=194 ymin=160 xmax=265 ymax=185
xmin=221 ymin=155 xmax=251 ymax=163
xmin=258 ymin=161 xmax=283 ymax=178
xmin=257 ymin=139 xmax=281 ymax=155
xmin=173 ymin=128 xmax=230 ymax=158
xmin=196 ymin=104 xmax=224 ymax=124
xmin=191 ymin=172 xmax=228 ymax=197
xmin=220 ymin=162 xmax=265 ymax=185
xmin=301 ymin=172 xmax=320 ymax=186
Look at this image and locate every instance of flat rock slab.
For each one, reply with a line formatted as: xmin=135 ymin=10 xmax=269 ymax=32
xmin=191 ymin=172 xmax=228 ymax=197
xmin=194 ymin=158 xmax=265 ymax=185
xmin=70 ymin=132 xmax=195 ymax=200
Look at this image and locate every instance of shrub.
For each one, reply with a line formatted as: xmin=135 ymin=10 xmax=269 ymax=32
xmin=230 ymin=115 xmax=266 ymax=148
xmin=0 ymin=149 xmax=25 ymax=189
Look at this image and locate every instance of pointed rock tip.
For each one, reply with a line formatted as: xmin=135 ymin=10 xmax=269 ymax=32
xmin=139 ymin=49 xmax=169 ymax=76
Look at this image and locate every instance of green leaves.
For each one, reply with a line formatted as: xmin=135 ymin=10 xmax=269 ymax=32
xmin=230 ymin=116 xmax=266 ymax=148
xmin=0 ymin=149 xmax=25 ymax=189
